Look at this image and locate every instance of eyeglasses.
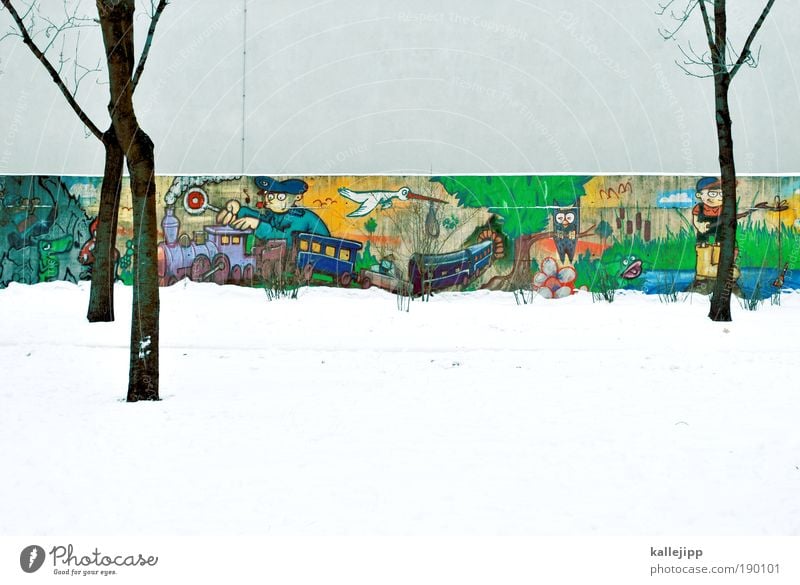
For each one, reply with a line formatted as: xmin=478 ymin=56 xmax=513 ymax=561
xmin=266 ymin=193 xmax=288 ymax=202
xmin=705 ymin=190 xmax=723 ymax=198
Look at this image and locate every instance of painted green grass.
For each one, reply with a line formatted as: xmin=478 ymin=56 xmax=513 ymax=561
xmin=603 ymin=228 xmax=698 ymax=272
xmin=736 ymin=222 xmax=800 ymax=271
xmin=601 ymin=221 xmax=799 ymax=274
xmin=572 ymin=219 xmax=799 ymax=291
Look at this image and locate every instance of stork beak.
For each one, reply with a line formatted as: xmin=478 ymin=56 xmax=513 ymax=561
xmin=406 ymin=192 xmax=448 ymax=204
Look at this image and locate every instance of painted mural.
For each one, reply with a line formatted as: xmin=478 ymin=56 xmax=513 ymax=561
xmin=0 ymin=176 xmax=93 ymax=286
xmin=1 ymin=174 xmax=799 ymax=299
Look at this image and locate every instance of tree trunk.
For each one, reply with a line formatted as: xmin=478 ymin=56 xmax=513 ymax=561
xmin=508 ymin=234 xmax=537 ymax=289
xmin=483 ymin=234 xmax=540 ymax=291
xmin=709 ymin=6 xmax=736 ymax=322
xmin=97 ymin=0 xmax=159 ymax=401
xmin=87 ymin=127 xmax=124 ymax=322
xmin=125 ymin=131 xmax=160 ymax=401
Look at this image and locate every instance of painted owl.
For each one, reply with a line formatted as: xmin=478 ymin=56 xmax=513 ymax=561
xmin=552 ymin=200 xmax=579 ymax=263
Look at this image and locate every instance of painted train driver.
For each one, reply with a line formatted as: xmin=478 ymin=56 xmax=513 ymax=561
xmin=216 ymin=176 xmax=330 ymax=244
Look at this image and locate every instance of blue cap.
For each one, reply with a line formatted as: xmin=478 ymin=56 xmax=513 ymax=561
xmin=254 ymin=176 xmax=308 ymax=195
xmin=696 ymin=176 xmax=721 ymax=192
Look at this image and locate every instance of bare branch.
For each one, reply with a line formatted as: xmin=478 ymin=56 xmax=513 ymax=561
xmin=687 ymin=39 xmax=711 ymax=63
xmin=34 ymin=1 xmax=96 ymax=55
xmin=130 ymin=0 xmax=167 ymax=92
xmin=730 ymin=0 xmax=776 ymax=79
xmin=656 ymin=0 xmax=678 ymax=16
xmin=657 ymin=0 xmax=694 ymax=40
xmin=675 ymin=59 xmax=714 ymax=78
xmin=3 ymin=0 xmax=101 ymax=92
xmin=0 ymin=0 xmax=33 ymax=42
xmin=0 ymin=0 xmax=103 ymax=140
xmin=72 ymin=31 xmax=103 ymax=98
xmin=0 ymin=29 xmax=20 ymax=42
xmin=724 ymin=37 xmax=762 ymax=72
xmin=697 ymin=0 xmax=717 ymax=60
xmin=677 ymin=41 xmax=713 ymax=70
xmin=749 ymin=45 xmax=762 ymax=68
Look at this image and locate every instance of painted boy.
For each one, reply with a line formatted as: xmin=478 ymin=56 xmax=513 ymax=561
xmin=216 ymin=176 xmax=330 ymax=244
xmin=692 ymin=176 xmax=723 ymax=246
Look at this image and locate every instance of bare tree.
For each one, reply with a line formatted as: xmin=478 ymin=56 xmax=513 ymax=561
xmin=1 ymin=0 xmax=166 ymax=324
xmin=658 ymin=0 xmax=777 ymax=321
xmin=2 ymin=0 xmax=167 ymax=400
xmin=96 ymin=0 xmax=161 ymax=401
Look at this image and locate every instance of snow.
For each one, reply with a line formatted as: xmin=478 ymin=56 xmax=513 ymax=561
xmin=1 ymin=281 xmax=799 ymax=535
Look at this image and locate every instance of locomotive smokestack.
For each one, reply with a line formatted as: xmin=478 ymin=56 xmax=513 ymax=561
xmin=162 ymin=206 xmax=179 ymax=246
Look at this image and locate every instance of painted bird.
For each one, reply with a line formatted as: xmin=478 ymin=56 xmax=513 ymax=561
xmin=337 ymin=186 xmax=447 ymax=217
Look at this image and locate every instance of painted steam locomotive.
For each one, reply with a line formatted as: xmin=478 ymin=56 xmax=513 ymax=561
xmin=157 ymin=207 xmax=286 ymax=286
xmin=408 ymin=240 xmax=494 ymax=295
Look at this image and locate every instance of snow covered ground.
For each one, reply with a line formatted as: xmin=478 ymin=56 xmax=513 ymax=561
xmin=1 ymin=281 xmax=799 ymax=535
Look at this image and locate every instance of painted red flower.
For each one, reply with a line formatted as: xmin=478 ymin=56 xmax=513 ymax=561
xmin=532 ymin=257 xmax=577 ymax=299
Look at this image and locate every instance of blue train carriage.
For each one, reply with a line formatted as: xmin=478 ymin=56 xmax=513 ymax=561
xmin=408 ymin=240 xmax=494 ymax=295
xmin=408 ymin=248 xmax=471 ymax=296
xmin=295 ymin=233 xmax=363 ymax=286
xmin=468 ymin=240 xmax=493 ymax=275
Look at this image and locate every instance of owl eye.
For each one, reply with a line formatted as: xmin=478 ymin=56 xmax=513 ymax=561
xmin=565 ymin=212 xmax=575 ymax=223
xmin=555 ymin=213 xmax=565 ymax=223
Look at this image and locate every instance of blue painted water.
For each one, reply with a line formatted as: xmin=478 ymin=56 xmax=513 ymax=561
xmin=641 ymin=267 xmax=799 ymax=299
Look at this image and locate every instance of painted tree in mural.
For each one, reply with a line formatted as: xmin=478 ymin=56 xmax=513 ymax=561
xmin=0 ymin=0 xmax=166 ymax=325
xmin=1 ymin=0 xmax=165 ymax=400
xmin=431 ymin=176 xmax=592 ymax=291
xmin=658 ymin=0 xmax=777 ymax=321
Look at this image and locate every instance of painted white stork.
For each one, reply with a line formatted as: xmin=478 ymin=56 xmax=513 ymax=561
xmin=337 ymin=186 xmax=447 ymax=217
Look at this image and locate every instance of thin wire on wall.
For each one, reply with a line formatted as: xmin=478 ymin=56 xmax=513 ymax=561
xmin=240 ymin=0 xmax=248 ymax=177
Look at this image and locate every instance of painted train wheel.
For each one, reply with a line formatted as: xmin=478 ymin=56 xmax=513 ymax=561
xmin=190 ymin=254 xmax=212 ymax=282
xmin=478 ymin=229 xmax=504 ymax=259
xmin=231 ymin=264 xmax=242 ymax=284
xmin=360 ymin=275 xmax=372 ymax=289
xmin=339 ymin=272 xmax=352 ymax=287
xmin=243 ymin=264 xmax=254 ymax=285
xmin=211 ymin=253 xmax=231 ymax=285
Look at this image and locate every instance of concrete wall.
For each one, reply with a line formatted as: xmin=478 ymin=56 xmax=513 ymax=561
xmin=1 ymin=0 xmax=799 ymax=176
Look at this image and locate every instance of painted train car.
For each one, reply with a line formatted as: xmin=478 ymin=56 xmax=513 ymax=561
xmin=408 ymin=240 xmax=493 ymax=295
xmin=295 ymin=233 xmax=363 ymax=286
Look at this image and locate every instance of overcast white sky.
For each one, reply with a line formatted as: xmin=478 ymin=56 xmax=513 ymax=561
xmin=1 ymin=0 xmax=798 ymax=176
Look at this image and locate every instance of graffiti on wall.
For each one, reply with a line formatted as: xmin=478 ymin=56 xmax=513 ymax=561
xmin=1 ymin=174 xmax=799 ymax=299
xmin=0 ymin=176 xmax=93 ymax=286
